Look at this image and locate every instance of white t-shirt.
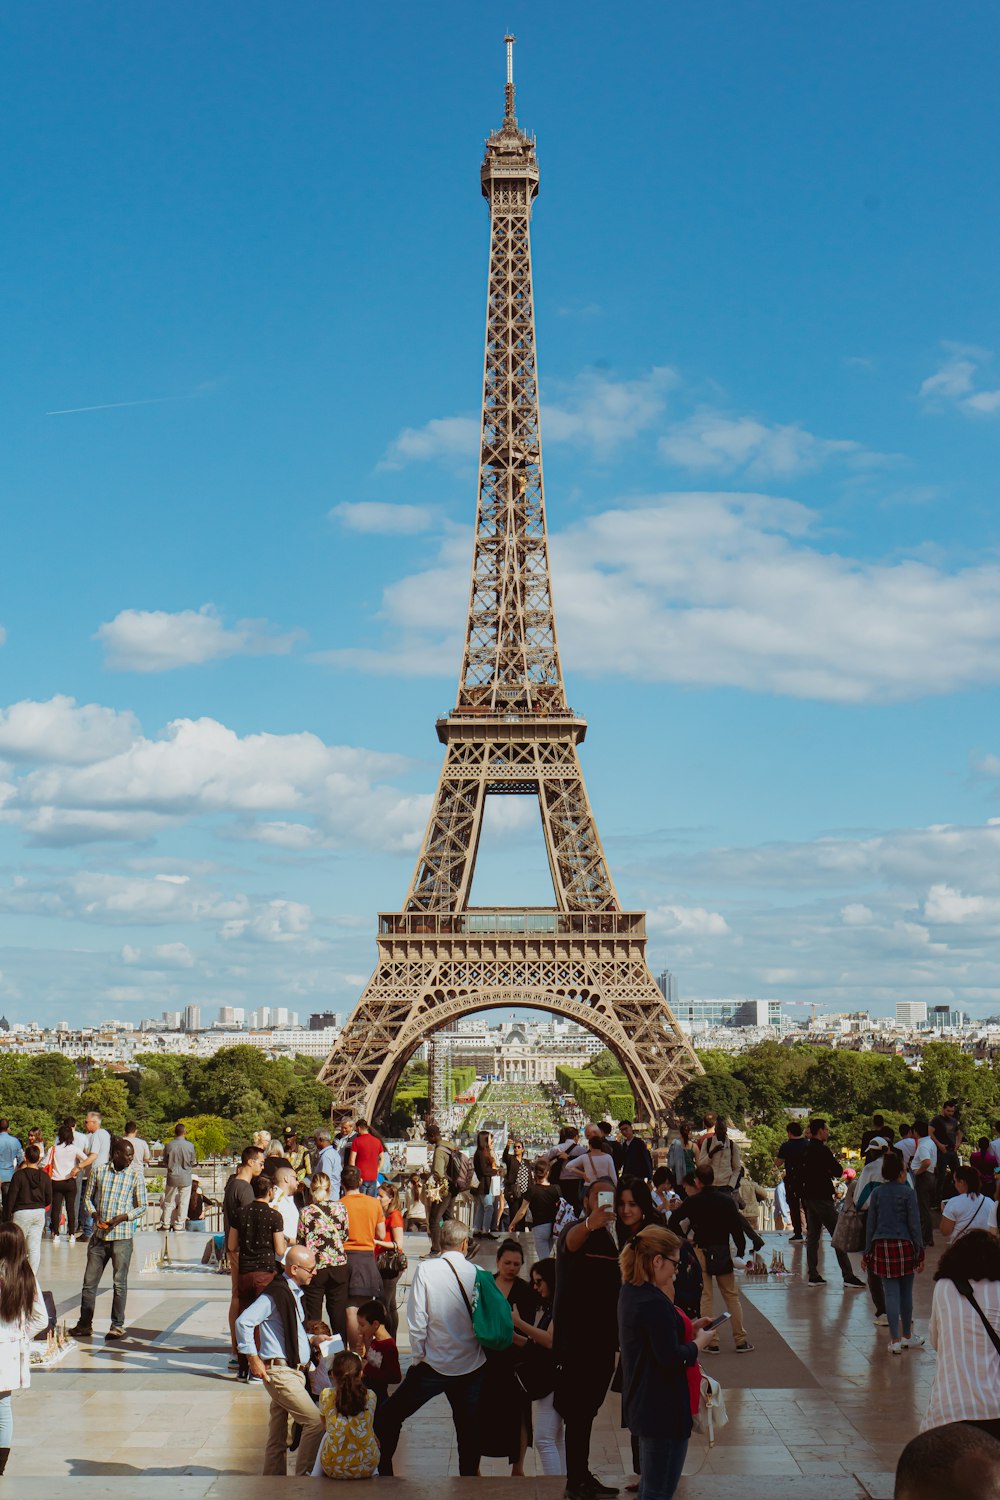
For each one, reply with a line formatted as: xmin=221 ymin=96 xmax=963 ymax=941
xmin=912 ymin=1136 xmax=938 ymax=1175
xmin=942 ymin=1192 xmax=998 ymax=1241
xmin=895 ymin=1136 xmax=917 ymax=1169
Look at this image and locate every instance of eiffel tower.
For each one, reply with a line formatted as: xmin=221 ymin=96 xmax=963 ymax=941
xmin=319 ymin=38 xmax=701 ymax=1127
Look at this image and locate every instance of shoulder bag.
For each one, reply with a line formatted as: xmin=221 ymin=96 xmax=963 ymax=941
xmin=691 ymin=1370 xmax=729 ymax=1446
xmin=955 ymin=1278 xmax=1000 ymax=1359
xmin=380 ymin=1245 xmax=408 ymax=1279
xmin=444 ymin=1258 xmax=513 ymax=1351
xmin=831 ymin=1179 xmax=865 ymax=1254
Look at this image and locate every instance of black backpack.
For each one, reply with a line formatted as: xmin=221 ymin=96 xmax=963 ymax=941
xmin=446 ymin=1147 xmax=474 ymax=1194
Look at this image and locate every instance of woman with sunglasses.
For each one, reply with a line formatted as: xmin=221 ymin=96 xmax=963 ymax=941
xmin=513 ymin=1257 xmax=564 ymax=1474
xmin=618 ymin=1226 xmax=714 ymax=1500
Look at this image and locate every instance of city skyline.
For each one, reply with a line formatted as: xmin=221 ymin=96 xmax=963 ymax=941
xmin=3 ymin=6 xmax=1000 ymax=1028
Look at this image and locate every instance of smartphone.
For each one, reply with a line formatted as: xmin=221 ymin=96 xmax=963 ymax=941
xmin=597 ymin=1190 xmax=615 ymax=1212
xmin=705 ymin=1312 xmax=731 ymax=1331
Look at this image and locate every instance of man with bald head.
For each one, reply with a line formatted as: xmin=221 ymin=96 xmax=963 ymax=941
xmin=896 ymin=1423 xmax=1000 ymax=1500
xmin=236 ymin=1244 xmax=323 ymax=1475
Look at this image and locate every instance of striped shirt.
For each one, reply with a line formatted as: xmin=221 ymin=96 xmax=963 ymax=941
xmin=923 ymin=1277 xmax=1000 ymax=1430
xmin=85 ymin=1164 xmax=148 ymax=1241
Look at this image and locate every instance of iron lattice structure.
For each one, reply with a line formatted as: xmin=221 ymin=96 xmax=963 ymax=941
xmin=319 ymin=39 xmax=701 ymax=1128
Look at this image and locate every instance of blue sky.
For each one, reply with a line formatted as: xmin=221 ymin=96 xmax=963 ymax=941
xmin=2 ymin=3 xmax=1000 ymax=1028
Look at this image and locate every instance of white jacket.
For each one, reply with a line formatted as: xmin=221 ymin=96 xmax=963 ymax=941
xmin=0 ymin=1277 xmax=48 ymax=1390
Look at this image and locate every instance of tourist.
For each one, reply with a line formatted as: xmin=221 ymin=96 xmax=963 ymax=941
xmin=560 ymin=1130 xmax=619 ymax=1190
xmin=298 ymin=1169 xmax=350 ymax=1343
xmin=0 ymin=1222 xmax=47 ymax=1476
xmin=896 ymin=1422 xmax=1000 ymax=1500
xmin=123 ymin=1121 xmax=151 ymax=1175
xmin=4 ymin=1146 xmax=52 ymax=1272
xmin=223 ymin=1145 xmax=264 ymax=1368
xmin=695 ymin=1119 xmax=742 ymax=1193
xmin=799 ymin=1119 xmax=865 ymax=1288
xmin=861 ymin=1150 xmax=925 ymax=1354
xmin=940 ymin=1164 xmax=999 ymax=1241
xmin=911 ymin=1119 xmax=938 ymax=1247
xmin=695 ymin=1113 xmax=716 ymax=1149
xmin=668 ymin=1166 xmax=755 ymax=1352
xmin=616 ymin=1175 xmax=664 ymax=1244
xmin=46 ymin=1122 xmax=85 ymax=1240
xmin=990 ymin=1119 xmax=1000 ymax=1168
xmin=76 ymin=1111 xmax=111 ymax=1241
xmin=509 ymin=1158 xmax=561 ymax=1260
xmin=425 ymin=1123 xmax=456 ymax=1256
xmin=252 ymin=1130 xmax=272 ymax=1156
xmin=666 ymin=1126 xmax=690 ymax=1188
xmin=284 ymin=1130 xmax=312 ymax=1182
xmin=375 ymin=1218 xmax=485 ymax=1477
xmin=261 ymin=1141 xmax=294 ymax=1180
xmin=349 ymin=1120 xmax=384 ymax=1198
xmin=619 ymin=1225 xmax=713 ymax=1500
xmin=618 ymin=1122 xmax=653 ymax=1181
xmin=376 ymin=1182 xmax=405 ymax=1337
xmin=158 ymin=1122 xmax=197 ymax=1232
xmin=341 ymin=1165 xmax=387 ymax=1353
xmin=314 ymin=1349 xmax=380 ymax=1478
xmin=776 ymin=1121 xmax=808 ymax=1241
xmin=971 ymin=1137 xmax=1000 ymax=1198
xmin=554 ymin=1176 xmax=622 ymax=1500
xmin=356 ymin=1297 xmax=401 ymax=1410
xmin=473 ymin=1129 xmax=501 ymax=1238
xmin=236 ymin=1244 xmax=325 ymax=1475
xmin=272 ymin=1165 xmax=301 ymax=1244
xmin=337 ymin=1118 xmax=357 ymax=1165
xmin=228 ymin=1174 xmax=286 ymax=1379
xmin=861 ymin=1114 xmax=889 ymax=1154
xmin=503 ymin=1139 xmax=531 ymax=1232
xmin=511 ymin=1256 xmax=562 ymax=1473
xmin=923 ymin=1229 xmax=1000 ymax=1437
xmin=478 ymin=1238 xmax=537 ymax=1476
xmin=0 ymin=1124 xmax=23 ymax=1220
xmin=186 ymin=1175 xmax=215 ymax=1229
xmin=895 ymin=1123 xmax=917 ymax=1174
xmin=651 ymin=1167 xmax=680 ymax=1216
xmin=404 ymin=1173 xmax=428 ymax=1233
xmin=853 ymin=1136 xmax=891 ymax=1321
xmin=313 ymin=1130 xmax=343 ymax=1198
xmin=70 ymin=1137 xmax=147 ymax=1341
xmin=930 ymin=1099 xmax=963 ymax=1202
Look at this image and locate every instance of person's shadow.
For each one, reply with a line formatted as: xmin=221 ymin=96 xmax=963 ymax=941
xmin=67 ymin=1459 xmax=226 ymax=1476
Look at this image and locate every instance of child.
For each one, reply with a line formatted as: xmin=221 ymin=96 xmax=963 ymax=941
xmin=316 ymin=1351 xmax=379 ymax=1479
xmin=355 ymin=1298 xmax=401 ymax=1409
xmin=304 ymin=1318 xmax=335 ymax=1397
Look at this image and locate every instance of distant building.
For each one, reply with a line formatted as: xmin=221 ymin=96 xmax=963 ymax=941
xmin=932 ymin=1005 xmax=965 ymax=1030
xmin=656 ymin=971 xmax=679 ymax=1009
xmin=182 ymin=1005 xmax=201 ymax=1033
xmin=161 ymin=1011 xmax=182 ymax=1031
xmin=896 ymin=1001 xmax=928 ymax=1027
xmin=677 ymin=998 xmax=783 ymax=1033
xmin=216 ymin=1006 xmax=245 ymax=1026
xmin=309 ymin=1012 xmax=340 ymax=1031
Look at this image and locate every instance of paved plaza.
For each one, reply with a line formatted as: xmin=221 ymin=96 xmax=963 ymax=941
xmin=1 ymin=1224 xmax=932 ymax=1498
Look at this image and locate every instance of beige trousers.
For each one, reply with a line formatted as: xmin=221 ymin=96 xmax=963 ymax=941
xmin=262 ymin=1363 xmax=325 ymax=1476
xmin=695 ymin=1248 xmax=747 ymax=1345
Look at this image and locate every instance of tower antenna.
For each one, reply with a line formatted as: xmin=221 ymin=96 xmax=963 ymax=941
xmin=504 ymin=33 xmax=516 ymax=121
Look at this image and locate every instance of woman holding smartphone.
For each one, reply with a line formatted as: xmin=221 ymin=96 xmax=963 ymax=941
xmin=618 ymin=1226 xmax=714 ymax=1500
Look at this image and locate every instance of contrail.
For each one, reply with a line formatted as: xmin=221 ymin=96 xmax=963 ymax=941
xmin=46 ymin=395 xmax=182 ymax=416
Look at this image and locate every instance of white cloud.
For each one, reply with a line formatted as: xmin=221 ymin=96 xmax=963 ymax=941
xmin=121 ymin=942 xmax=195 ymax=968
xmin=841 ymin=903 xmax=875 ymax=926
xmin=0 ymin=697 xmax=140 ymax=765
xmin=923 ymin=884 xmax=1000 ymax=928
xmin=648 ymin=904 xmax=730 ymax=936
xmin=330 ymin=502 xmax=432 ymax=535
xmin=543 ymin=367 xmax=677 ymax=456
xmin=378 ymin=416 xmax=479 ymax=470
xmin=326 ymin=492 xmax=1000 ymax=704
xmin=0 ymin=707 xmax=430 ymax=852
xmin=659 ymin=410 xmax=868 ymax=478
xmin=920 ymin=343 xmax=1000 ymax=416
xmin=221 ymin=899 xmax=316 ymax=945
xmin=96 ymin=605 xmax=302 ymax=672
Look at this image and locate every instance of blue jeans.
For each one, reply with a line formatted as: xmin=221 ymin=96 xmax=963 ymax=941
xmin=376 ymin=1361 xmax=484 ymax=1475
xmin=79 ymin=1238 xmax=134 ymax=1329
xmin=473 ymin=1194 xmax=495 ymax=1233
xmin=77 ymin=1176 xmax=92 ymax=1237
xmin=361 ymin=1180 xmax=379 ymax=1197
xmin=0 ymin=1392 xmax=11 ymax=1446
xmin=637 ymin=1436 xmax=689 ymax=1500
xmin=881 ymin=1273 xmax=914 ymax=1340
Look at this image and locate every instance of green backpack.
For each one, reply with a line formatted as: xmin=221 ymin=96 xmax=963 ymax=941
xmin=446 ymin=1260 xmax=514 ymax=1351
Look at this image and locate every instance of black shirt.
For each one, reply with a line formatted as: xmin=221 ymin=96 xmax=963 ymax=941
xmin=233 ymin=1200 xmax=282 ymax=1273
xmin=223 ymin=1173 xmax=254 ymax=1234
xmin=931 ymin=1114 xmax=960 ymax=1152
xmin=668 ymin=1188 xmax=748 ymax=1257
xmin=553 ymin=1221 xmax=621 ymax=1357
xmin=798 ymin=1139 xmax=843 ymax=1201
xmin=777 ymin=1138 xmax=808 ymax=1183
xmin=6 ymin=1167 xmax=53 ymax=1215
xmin=525 ymin=1184 xmax=561 ymax=1225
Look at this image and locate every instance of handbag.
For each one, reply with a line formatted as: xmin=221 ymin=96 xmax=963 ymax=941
xmin=380 ymin=1247 xmax=408 ymax=1279
xmin=445 ymin=1259 xmax=514 ymax=1351
xmin=831 ymin=1180 xmax=865 ymax=1254
xmin=691 ymin=1370 xmax=729 ymax=1446
xmin=552 ymin=1196 xmax=578 ymax=1239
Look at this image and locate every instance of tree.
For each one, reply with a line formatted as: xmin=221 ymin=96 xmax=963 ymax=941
xmin=590 ymin=1050 xmax=622 ymax=1079
xmin=78 ymin=1074 xmax=129 ymax=1134
xmin=178 ymin=1115 xmax=230 ymax=1160
xmin=673 ymin=1073 xmax=748 ymax=1127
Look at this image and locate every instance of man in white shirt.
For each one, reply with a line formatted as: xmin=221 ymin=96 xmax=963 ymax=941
xmin=911 ymin=1119 xmax=938 ymax=1248
xmin=124 ymin=1122 xmax=151 ymax=1174
xmin=77 ymin=1111 xmax=112 ymax=1241
xmin=895 ymin=1124 xmax=917 ymax=1172
xmin=271 ymin=1166 xmax=300 ymax=1244
xmin=375 ymin=1219 xmax=484 ymax=1476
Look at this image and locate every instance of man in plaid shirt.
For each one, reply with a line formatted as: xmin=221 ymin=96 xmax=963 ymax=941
xmin=70 ymin=1137 xmax=148 ymax=1342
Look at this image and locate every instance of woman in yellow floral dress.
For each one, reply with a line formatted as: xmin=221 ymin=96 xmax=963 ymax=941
xmin=317 ymin=1351 xmax=380 ymax=1479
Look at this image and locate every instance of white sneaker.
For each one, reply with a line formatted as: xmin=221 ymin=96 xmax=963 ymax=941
xmin=902 ymin=1334 xmax=925 ymax=1348
xmin=888 ymin=1340 xmax=904 ymax=1355
xmin=874 ymin=1313 xmax=889 ymax=1326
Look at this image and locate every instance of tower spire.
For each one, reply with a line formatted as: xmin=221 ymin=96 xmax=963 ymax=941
xmin=504 ymin=33 xmax=516 ymax=121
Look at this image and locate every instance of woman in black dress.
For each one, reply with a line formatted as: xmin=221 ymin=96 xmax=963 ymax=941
xmin=478 ymin=1237 xmax=539 ymax=1474
xmin=473 ymin=1130 xmax=500 ymax=1239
